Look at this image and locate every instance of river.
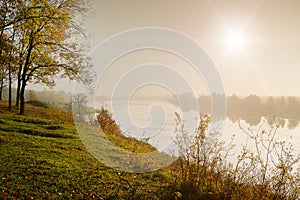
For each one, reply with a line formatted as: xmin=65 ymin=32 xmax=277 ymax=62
xmin=94 ymin=99 xmax=300 ymax=166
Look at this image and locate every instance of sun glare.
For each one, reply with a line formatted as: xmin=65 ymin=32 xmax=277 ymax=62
xmin=226 ymin=31 xmax=247 ymax=50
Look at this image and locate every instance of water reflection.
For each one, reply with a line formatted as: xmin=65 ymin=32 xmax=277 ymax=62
xmin=95 ymin=95 xmax=300 ymax=157
xmin=97 ymin=94 xmax=300 ymax=130
xmin=169 ymin=94 xmax=300 ymax=129
xmin=196 ymin=95 xmax=300 ymax=129
xmin=226 ymin=95 xmax=300 ymax=129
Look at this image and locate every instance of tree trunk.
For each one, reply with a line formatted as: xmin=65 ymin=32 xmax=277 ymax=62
xmin=19 ymin=81 xmax=26 ymax=115
xmin=15 ymin=68 xmax=21 ymax=107
xmin=0 ymin=79 xmax=3 ymax=100
xmin=0 ymin=16 xmax=5 ymax=101
xmin=8 ymin=28 xmax=15 ymax=110
xmin=18 ymin=33 xmax=34 ymax=114
xmin=8 ymin=65 xmax=12 ymax=110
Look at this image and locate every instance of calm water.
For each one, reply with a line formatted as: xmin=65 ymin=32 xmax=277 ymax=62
xmin=96 ymin=100 xmax=300 ymax=164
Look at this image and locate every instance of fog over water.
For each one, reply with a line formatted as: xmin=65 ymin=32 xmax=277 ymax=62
xmin=96 ymin=95 xmax=300 ymax=163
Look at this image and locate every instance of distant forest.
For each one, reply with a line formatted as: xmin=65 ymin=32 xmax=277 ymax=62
xmin=103 ymin=93 xmax=300 ymax=129
xmin=186 ymin=94 xmax=300 ymax=129
xmin=1 ymin=88 xmax=70 ymax=108
xmin=3 ymin=89 xmax=299 ymax=129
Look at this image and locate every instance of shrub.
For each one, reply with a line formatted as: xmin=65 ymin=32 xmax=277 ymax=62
xmin=166 ymin=113 xmax=300 ymax=200
xmin=97 ymin=107 xmax=121 ymax=135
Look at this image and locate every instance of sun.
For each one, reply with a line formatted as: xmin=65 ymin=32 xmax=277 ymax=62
xmin=226 ymin=31 xmax=247 ymax=50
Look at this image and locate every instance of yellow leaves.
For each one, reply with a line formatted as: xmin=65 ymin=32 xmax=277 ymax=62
xmin=174 ymin=191 xmax=182 ymax=199
xmin=2 ymin=0 xmax=91 ymax=85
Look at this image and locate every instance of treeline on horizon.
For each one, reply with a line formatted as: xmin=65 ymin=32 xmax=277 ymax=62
xmin=0 ymin=87 xmax=70 ymax=108
xmin=2 ymin=87 xmax=300 ymax=128
xmin=98 ymin=93 xmax=300 ymax=129
xmin=199 ymin=94 xmax=300 ymax=128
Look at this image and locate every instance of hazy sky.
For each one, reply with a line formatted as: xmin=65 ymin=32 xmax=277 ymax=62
xmin=43 ymin=0 xmax=300 ymax=96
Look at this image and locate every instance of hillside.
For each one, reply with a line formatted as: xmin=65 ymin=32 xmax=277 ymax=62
xmin=0 ymin=101 xmax=170 ymax=199
xmin=0 ymin=101 xmax=299 ymax=200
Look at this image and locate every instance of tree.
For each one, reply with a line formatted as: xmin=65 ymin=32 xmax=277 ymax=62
xmin=0 ymin=0 xmax=21 ymax=106
xmin=68 ymin=93 xmax=87 ymax=121
xmin=0 ymin=32 xmax=15 ymax=103
xmin=15 ymin=0 xmax=92 ymax=114
xmin=1 ymin=0 xmax=92 ymax=114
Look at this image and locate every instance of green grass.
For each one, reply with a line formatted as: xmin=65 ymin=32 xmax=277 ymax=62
xmin=0 ymin=101 xmax=170 ymax=199
xmin=1 ymin=101 xmax=299 ymax=199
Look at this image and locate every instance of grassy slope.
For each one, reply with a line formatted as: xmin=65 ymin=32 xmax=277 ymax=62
xmin=0 ymin=101 xmax=170 ymax=199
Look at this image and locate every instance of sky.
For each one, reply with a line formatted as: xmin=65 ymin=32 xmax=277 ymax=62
xmin=37 ymin=0 xmax=300 ymax=97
